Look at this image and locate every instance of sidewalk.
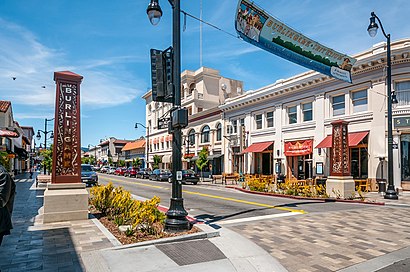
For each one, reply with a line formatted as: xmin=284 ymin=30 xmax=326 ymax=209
xmin=2 ymin=173 xmax=410 ymax=272
xmin=0 ymin=173 xmax=286 ymax=272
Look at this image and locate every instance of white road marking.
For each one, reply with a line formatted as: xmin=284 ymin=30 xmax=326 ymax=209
xmin=217 ymin=211 xmax=304 ymax=225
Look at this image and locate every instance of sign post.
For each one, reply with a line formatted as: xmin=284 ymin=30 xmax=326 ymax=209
xmin=43 ymin=71 xmax=88 ymax=223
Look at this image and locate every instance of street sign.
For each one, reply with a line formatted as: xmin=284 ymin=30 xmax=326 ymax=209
xmin=158 ymin=117 xmax=170 ymax=129
xmin=176 ymin=171 xmax=182 ymax=181
xmin=392 ymin=143 xmax=398 ymax=149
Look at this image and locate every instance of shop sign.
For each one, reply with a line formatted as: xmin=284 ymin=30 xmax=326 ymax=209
xmin=394 ymin=117 xmax=410 ymax=128
xmin=235 ymin=0 xmax=356 ymax=83
xmin=284 ymin=140 xmax=313 ymax=156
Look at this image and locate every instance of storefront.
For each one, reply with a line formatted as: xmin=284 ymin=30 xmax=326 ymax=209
xmin=316 ymin=131 xmax=369 ymax=178
xmin=243 ymin=141 xmax=274 ymax=175
xmin=284 ymin=140 xmax=313 ymax=180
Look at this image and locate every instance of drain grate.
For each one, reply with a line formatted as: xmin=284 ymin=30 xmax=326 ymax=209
xmin=156 ymin=239 xmax=226 ymax=266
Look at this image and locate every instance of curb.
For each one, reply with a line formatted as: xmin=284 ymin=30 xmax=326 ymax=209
xmin=105 ymin=224 xmax=219 ymax=251
xmin=226 ymin=186 xmax=386 ymax=206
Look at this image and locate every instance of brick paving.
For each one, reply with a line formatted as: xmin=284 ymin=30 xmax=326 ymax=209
xmin=0 ymin=173 xmax=113 ymax=272
xmin=230 ymin=205 xmax=410 ymax=272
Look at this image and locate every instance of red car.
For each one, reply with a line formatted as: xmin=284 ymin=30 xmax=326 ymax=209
xmin=115 ymin=167 xmax=127 ymax=176
xmin=125 ymin=167 xmax=138 ymax=177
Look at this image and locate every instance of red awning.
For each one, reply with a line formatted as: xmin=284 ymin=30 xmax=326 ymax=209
xmin=348 ymin=131 xmax=369 ymax=146
xmin=315 ymin=135 xmax=332 ymax=148
xmin=243 ymin=141 xmax=273 ymax=153
xmin=315 ymin=131 xmax=369 ymax=148
xmin=0 ymin=129 xmax=19 ymax=138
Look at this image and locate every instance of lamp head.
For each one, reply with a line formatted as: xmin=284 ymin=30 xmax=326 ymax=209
xmin=50 ymin=132 xmax=54 ymax=139
xmin=36 ymin=131 xmax=41 ymax=141
xmin=135 ymin=123 xmax=138 ymax=129
xmin=367 ymin=12 xmax=379 ymax=37
xmin=147 ymin=0 xmax=162 ymax=26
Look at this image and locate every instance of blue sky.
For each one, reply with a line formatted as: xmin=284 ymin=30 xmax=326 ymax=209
xmin=1 ymin=0 xmax=409 ymax=148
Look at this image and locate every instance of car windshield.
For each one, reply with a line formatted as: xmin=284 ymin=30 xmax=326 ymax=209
xmin=81 ymin=165 xmax=93 ymax=172
xmin=183 ymin=170 xmax=195 ymax=174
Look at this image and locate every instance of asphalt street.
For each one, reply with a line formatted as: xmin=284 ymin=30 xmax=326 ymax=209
xmin=98 ymin=173 xmax=371 ymax=226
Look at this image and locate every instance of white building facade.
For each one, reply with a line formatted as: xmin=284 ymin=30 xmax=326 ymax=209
xmin=221 ymin=39 xmax=410 ymax=191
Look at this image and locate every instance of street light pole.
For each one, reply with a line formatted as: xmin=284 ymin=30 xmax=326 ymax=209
xmin=135 ymin=122 xmax=150 ymax=169
xmin=36 ymin=118 xmax=54 ymax=175
xmin=368 ymin=12 xmax=398 ymax=200
xmin=147 ymin=0 xmax=190 ymax=231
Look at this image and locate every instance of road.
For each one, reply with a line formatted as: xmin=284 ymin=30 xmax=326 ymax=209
xmin=97 ymin=173 xmax=369 ymax=226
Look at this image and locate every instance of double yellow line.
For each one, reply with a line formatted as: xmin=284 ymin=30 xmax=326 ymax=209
xmin=100 ymin=176 xmax=306 ymax=214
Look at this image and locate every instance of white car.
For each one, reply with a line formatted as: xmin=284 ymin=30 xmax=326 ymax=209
xmin=107 ymin=167 xmax=116 ymax=174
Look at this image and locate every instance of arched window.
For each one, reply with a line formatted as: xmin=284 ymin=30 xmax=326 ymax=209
xmin=201 ymin=125 xmax=210 ymax=143
xmin=188 ymin=129 xmax=195 ymax=146
xmin=216 ymin=123 xmax=222 ymax=141
xmin=189 ymin=83 xmax=195 ymax=96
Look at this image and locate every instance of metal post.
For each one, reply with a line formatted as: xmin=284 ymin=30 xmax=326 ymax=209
xmin=385 ymin=34 xmax=398 ymax=199
xmin=43 ymin=118 xmax=47 ymax=174
xmin=146 ymin=127 xmax=150 ymax=169
xmin=165 ymin=0 xmax=189 ymax=231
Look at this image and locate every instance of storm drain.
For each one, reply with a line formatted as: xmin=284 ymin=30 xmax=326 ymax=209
xmin=156 ymin=239 xmax=226 ymax=266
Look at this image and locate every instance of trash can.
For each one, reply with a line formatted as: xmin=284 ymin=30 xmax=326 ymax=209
xmin=378 ymin=180 xmax=387 ymax=195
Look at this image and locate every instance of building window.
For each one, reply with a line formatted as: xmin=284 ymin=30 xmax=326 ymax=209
xmin=396 ymin=81 xmax=410 ymax=106
xmin=352 ymin=90 xmax=367 ymax=113
xmin=240 ymin=118 xmax=245 ymax=127
xmin=350 ymin=147 xmax=368 ymax=179
xmin=302 ymin=103 xmax=313 ymax=122
xmin=216 ymin=123 xmax=222 ymax=141
xmin=267 ymin=111 xmax=274 ymax=127
xmin=198 ymin=107 xmax=203 ymax=112
xmin=255 ymin=114 xmax=262 ymax=129
xmin=288 ymin=106 xmax=297 ymax=124
xmin=201 ymin=125 xmax=210 ymax=143
xmin=233 ymin=120 xmax=238 ymax=134
xmin=188 ymin=129 xmax=195 ymax=145
xmin=227 ymin=125 xmax=233 ymax=134
xmin=332 ymin=94 xmax=345 ymax=116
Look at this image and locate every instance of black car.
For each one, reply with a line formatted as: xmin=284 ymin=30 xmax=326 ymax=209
xmin=81 ymin=164 xmax=98 ymax=186
xmin=136 ymin=168 xmax=151 ymax=179
xmin=168 ymin=169 xmax=199 ymax=185
xmin=149 ymin=169 xmax=171 ymax=181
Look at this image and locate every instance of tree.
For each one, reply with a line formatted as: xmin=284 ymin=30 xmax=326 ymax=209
xmin=81 ymin=157 xmax=90 ymax=164
xmin=132 ymin=158 xmax=141 ymax=168
xmin=196 ymin=147 xmax=208 ymax=181
xmin=118 ymin=160 xmax=126 ymax=167
xmin=40 ymin=146 xmax=53 ymax=175
xmin=108 ymin=157 xmax=113 ymax=166
xmin=153 ymin=155 xmax=162 ymax=170
xmin=0 ymin=151 xmax=11 ymax=172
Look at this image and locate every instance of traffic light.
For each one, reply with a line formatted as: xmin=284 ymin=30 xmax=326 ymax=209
xmin=150 ymin=48 xmax=173 ymax=103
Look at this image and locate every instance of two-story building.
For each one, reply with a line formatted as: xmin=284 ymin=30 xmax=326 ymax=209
xmin=122 ymin=137 xmax=146 ymax=168
xmin=99 ymin=137 xmax=133 ymax=165
xmin=221 ymin=39 xmax=410 ymax=191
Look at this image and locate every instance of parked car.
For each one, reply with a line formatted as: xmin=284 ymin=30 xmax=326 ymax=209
xmin=136 ymin=168 xmax=151 ymax=179
xmin=150 ymin=169 xmax=171 ymax=181
xmin=168 ymin=169 xmax=199 ymax=185
xmin=81 ymin=164 xmax=98 ymax=186
xmin=100 ymin=166 xmax=110 ymax=173
xmin=125 ymin=167 xmax=138 ymax=177
xmin=115 ymin=167 xmax=127 ymax=176
xmin=107 ymin=167 xmax=116 ymax=175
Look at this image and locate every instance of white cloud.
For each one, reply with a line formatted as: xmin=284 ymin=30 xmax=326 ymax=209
xmin=0 ymin=18 xmax=147 ymax=108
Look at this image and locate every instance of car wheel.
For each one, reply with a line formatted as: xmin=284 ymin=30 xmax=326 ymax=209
xmin=192 ymin=182 xmax=198 ymax=185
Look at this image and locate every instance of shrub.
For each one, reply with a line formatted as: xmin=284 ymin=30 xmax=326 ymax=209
xmin=90 ymin=182 xmax=115 ymax=215
xmin=248 ymin=179 xmax=266 ymax=192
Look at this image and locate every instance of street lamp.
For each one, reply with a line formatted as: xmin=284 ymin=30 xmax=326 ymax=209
xmin=36 ymin=118 xmax=54 ymax=175
xmin=367 ymin=12 xmax=398 ymax=200
xmin=88 ymin=144 xmax=97 ymax=165
xmin=135 ymin=122 xmax=150 ymax=169
xmin=147 ymin=0 xmax=190 ymax=231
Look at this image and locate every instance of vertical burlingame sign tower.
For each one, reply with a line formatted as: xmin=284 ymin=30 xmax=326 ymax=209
xmin=326 ymin=120 xmax=355 ymax=198
xmin=52 ymin=71 xmax=83 ymax=183
xmin=330 ymin=120 xmax=350 ymax=176
xmin=43 ymin=71 xmax=88 ymax=223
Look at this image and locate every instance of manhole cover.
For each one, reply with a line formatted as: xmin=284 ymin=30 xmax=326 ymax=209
xmin=156 ymin=239 xmax=226 ymax=266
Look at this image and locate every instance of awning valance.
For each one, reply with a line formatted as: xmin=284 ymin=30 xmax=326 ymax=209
xmin=162 ymin=154 xmax=172 ymax=163
xmin=207 ymin=154 xmax=223 ymax=160
xmin=315 ymin=131 xmax=369 ymax=148
xmin=284 ymin=140 xmax=313 ymax=156
xmin=0 ymin=129 xmax=19 ymax=138
xmin=243 ymin=141 xmax=273 ymax=153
